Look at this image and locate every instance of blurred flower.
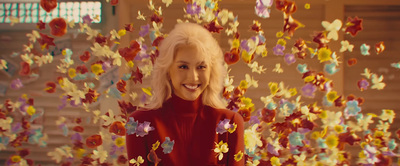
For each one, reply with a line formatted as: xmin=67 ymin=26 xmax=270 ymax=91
xmin=244 ymin=124 xmax=263 ymax=152
xmin=289 ymin=131 xmax=304 ymax=146
xmin=317 ymin=47 xmax=332 ymax=63
xmin=161 ymin=137 xmax=175 ymax=154
xmin=214 ymin=141 xmax=229 ymax=161
xmin=357 ymin=78 xmax=369 ymax=91
xmin=340 ymin=40 xmax=354 ymax=52
xmin=135 ymin=121 xmax=154 ymax=137
xmin=301 ymin=83 xmax=316 ymax=98
xmin=360 ymin=43 xmax=370 ymax=56
xmin=10 ymin=79 xmax=23 ymax=90
xmin=273 ymin=44 xmax=285 ymax=56
xmin=284 ymin=53 xmax=296 ymax=65
xmin=49 ymin=17 xmax=67 ymax=37
xmin=216 ymin=119 xmax=237 ymax=134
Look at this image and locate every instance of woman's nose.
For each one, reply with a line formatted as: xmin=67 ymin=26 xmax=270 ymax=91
xmin=187 ymin=69 xmax=199 ymax=81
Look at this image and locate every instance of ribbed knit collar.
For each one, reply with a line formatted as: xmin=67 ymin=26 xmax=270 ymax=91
xmin=166 ymin=93 xmax=203 ymax=116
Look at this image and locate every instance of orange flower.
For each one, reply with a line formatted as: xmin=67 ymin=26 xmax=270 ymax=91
xmin=19 ymin=62 xmax=31 ymax=76
xmin=109 ymin=121 xmax=126 ymax=136
xmin=86 ymin=134 xmax=102 ymax=148
xmin=73 ymin=126 xmax=84 ymax=133
xmin=49 ymin=18 xmax=67 ymax=37
xmin=79 ymin=51 xmax=91 ymax=62
xmin=40 ymin=0 xmax=57 ymax=13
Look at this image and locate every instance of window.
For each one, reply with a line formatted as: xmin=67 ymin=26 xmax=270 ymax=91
xmin=0 ymin=1 xmax=101 ymax=24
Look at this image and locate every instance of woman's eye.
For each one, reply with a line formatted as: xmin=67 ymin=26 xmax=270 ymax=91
xmin=198 ymin=65 xmax=206 ymax=69
xmin=179 ymin=65 xmax=188 ymax=69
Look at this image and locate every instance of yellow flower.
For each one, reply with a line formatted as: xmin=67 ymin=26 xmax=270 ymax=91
xmin=234 ymin=151 xmax=243 ymax=162
xmin=326 ymin=91 xmax=339 ymax=103
xmin=334 ymin=125 xmax=344 ymax=133
xmin=214 ymin=141 xmax=229 ymax=161
xmin=68 ymin=68 xmax=77 ymax=79
xmin=127 ymin=61 xmax=135 ymax=68
xmin=232 ymin=39 xmax=240 ymax=48
xmin=152 ymin=140 xmax=160 ymax=150
xmin=11 ymin=155 xmax=21 ymax=162
xmin=304 ymin=76 xmax=315 ymax=83
xmin=75 ymin=148 xmax=86 ymax=158
xmin=227 ymin=123 xmax=237 ymax=133
xmin=269 ymin=82 xmax=279 ymax=95
xmin=241 ymin=50 xmax=252 ymax=63
xmin=244 ymin=124 xmax=263 ymax=152
xmin=304 ymin=3 xmax=311 ymax=9
xmin=27 ymin=106 xmax=36 ymax=116
xmin=358 ymin=151 xmax=366 ymax=158
xmin=325 ymin=134 xmax=339 ymax=148
xmin=130 ymin=156 xmax=144 ymax=166
xmin=118 ymin=29 xmax=126 ymax=37
xmin=317 ymin=47 xmax=332 ymax=63
xmin=289 ymin=88 xmax=297 ymax=96
xmin=115 ymin=137 xmax=125 ymax=147
xmin=319 ymin=110 xmax=327 ymax=119
xmin=239 ymin=80 xmax=248 ymax=89
xmin=374 ymin=131 xmax=384 ymax=138
xmin=276 ymin=31 xmax=284 ymax=38
xmin=270 ymin=156 xmax=281 ymax=166
xmin=277 ymin=38 xmax=286 ymax=46
xmin=311 ymin=131 xmax=321 ymax=140
xmin=91 ymin=64 xmax=104 ymax=75
xmin=142 ymin=87 xmax=152 ymax=96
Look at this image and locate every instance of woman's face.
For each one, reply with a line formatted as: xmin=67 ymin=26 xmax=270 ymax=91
xmin=168 ymin=45 xmax=211 ymax=101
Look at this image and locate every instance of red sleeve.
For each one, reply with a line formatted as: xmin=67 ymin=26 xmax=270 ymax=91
xmin=125 ymin=115 xmax=150 ymax=166
xmin=227 ymin=113 xmax=245 ymax=166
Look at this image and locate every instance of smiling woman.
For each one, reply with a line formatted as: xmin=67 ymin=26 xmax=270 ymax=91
xmin=125 ymin=22 xmax=245 ymax=166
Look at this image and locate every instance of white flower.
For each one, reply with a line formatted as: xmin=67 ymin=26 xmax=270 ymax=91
xmin=218 ymin=9 xmax=234 ymax=25
xmin=340 ymin=40 xmax=354 ymax=52
xmin=244 ymin=124 xmax=263 ymax=152
xmin=321 ymin=19 xmax=342 ymax=41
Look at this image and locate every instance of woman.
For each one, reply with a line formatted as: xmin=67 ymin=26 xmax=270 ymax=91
xmin=126 ymin=22 xmax=244 ymax=166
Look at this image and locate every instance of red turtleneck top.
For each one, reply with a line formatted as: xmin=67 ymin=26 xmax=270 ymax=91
xmin=126 ymin=94 xmax=245 ymax=166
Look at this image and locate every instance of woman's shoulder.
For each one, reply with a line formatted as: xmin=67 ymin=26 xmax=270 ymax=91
xmin=206 ymin=106 xmax=244 ymax=123
xmin=128 ymin=107 xmax=161 ymax=122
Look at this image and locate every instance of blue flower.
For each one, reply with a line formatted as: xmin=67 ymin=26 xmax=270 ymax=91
xmin=388 ymin=139 xmax=397 ymax=151
xmin=344 ymin=100 xmax=361 ymax=119
xmin=161 ymin=137 xmax=175 ymax=154
xmin=324 ymin=63 xmax=339 ymax=75
xmin=125 ymin=117 xmax=138 ymax=135
xmin=360 ymin=43 xmax=370 ymax=56
xmin=297 ymin=64 xmax=309 ymax=73
xmin=288 ymin=131 xmax=304 ymax=146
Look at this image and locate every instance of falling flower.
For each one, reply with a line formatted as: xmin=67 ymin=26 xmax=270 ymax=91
xmin=284 ymin=53 xmax=296 ymax=65
xmin=324 ymin=63 xmax=339 ymax=75
xmin=370 ymin=74 xmax=385 ymax=90
xmin=38 ymin=33 xmax=55 ymax=49
xmin=344 ymin=100 xmax=361 ymax=119
xmin=216 ymin=119 xmax=237 ymax=134
xmin=82 ymin=15 xmax=93 ymax=25
xmin=244 ymin=124 xmax=263 ymax=152
xmin=321 ymin=19 xmax=342 ymax=40
xmin=345 ymin=16 xmax=363 ymax=36
xmin=49 ymin=18 xmax=67 ymax=37
xmin=375 ymin=41 xmax=385 ymax=54
xmin=347 ymin=58 xmax=357 ymax=66
xmin=214 ymin=141 xmax=229 ymax=161
xmin=91 ymin=63 xmax=104 ymax=76
xmin=135 ymin=121 xmax=154 ymax=137
xmin=40 ymin=0 xmax=57 ymax=13
xmin=340 ymin=40 xmax=354 ymax=52
xmin=317 ymin=47 xmax=332 ymax=63
xmin=161 ymin=137 xmax=175 ymax=154
xmin=234 ymin=151 xmax=244 ymax=162
xmin=288 ymin=131 xmax=304 ymax=146
xmin=10 ymin=79 xmax=23 ymax=90
xmin=380 ymin=109 xmax=395 ymax=124
xmin=86 ymin=134 xmax=102 ymax=148
xmin=325 ymin=134 xmax=339 ymax=148
xmin=360 ymin=43 xmax=370 ymax=56
xmin=273 ymin=44 xmax=285 ymax=56
xmin=255 ymin=0 xmax=273 ymax=18
xmin=109 ymin=121 xmax=126 ymax=136
xmin=129 ymin=156 xmax=144 ymax=166
xmin=301 ymin=83 xmax=316 ymax=98
xmin=204 ymin=20 xmax=224 ymax=33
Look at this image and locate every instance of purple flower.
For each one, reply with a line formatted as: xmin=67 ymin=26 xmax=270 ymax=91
xmin=186 ymin=2 xmax=202 ymax=15
xmin=125 ymin=117 xmax=138 ymax=135
xmin=301 ymin=83 xmax=317 ymax=98
xmin=216 ymin=119 xmax=233 ymax=134
xmin=135 ymin=121 xmax=154 ymax=137
xmin=267 ymin=143 xmax=280 ymax=155
xmin=240 ymin=40 xmax=250 ymax=52
xmin=10 ymin=78 xmax=23 ymax=90
xmin=273 ymin=44 xmax=285 ymax=56
xmin=58 ymin=95 xmax=68 ymax=110
xmin=71 ymin=133 xmax=82 ymax=142
xmin=82 ymin=15 xmax=93 ymax=25
xmin=357 ymin=78 xmax=369 ymax=91
xmin=284 ymin=53 xmax=296 ymax=65
xmin=249 ymin=115 xmax=260 ymax=125
xmin=255 ymin=0 xmax=272 ymax=18
xmin=161 ymin=137 xmax=175 ymax=154
xmin=139 ymin=24 xmax=150 ymax=37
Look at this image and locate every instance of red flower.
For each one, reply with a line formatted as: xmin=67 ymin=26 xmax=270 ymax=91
xmin=347 ymin=58 xmax=357 ymax=66
xmin=110 ymin=0 xmax=118 ymax=6
xmin=152 ymin=36 xmax=164 ymax=47
xmin=49 ymin=17 xmax=67 ymax=37
xmin=312 ymin=31 xmax=329 ymax=48
xmin=204 ymin=20 xmax=223 ymax=33
xmin=261 ymin=108 xmax=276 ymax=123
xmin=345 ymin=16 xmax=363 ymax=37
xmin=40 ymin=0 xmax=57 ymax=13
xmin=375 ymin=41 xmax=385 ymax=54
xmin=109 ymin=121 xmax=126 ymax=136
xmin=396 ymin=129 xmax=400 ymax=139
xmin=38 ymin=33 xmax=55 ymax=49
xmin=95 ymin=34 xmax=107 ymax=45
xmin=238 ymin=108 xmax=251 ymax=122
xmin=275 ymin=0 xmax=297 ymax=15
xmin=76 ymin=65 xmax=88 ymax=74
xmin=79 ymin=51 xmax=91 ymax=62
xmin=73 ymin=126 xmax=84 ymax=133
xmin=283 ymin=15 xmax=303 ymax=37
xmin=118 ymin=100 xmax=137 ymax=117
xmin=118 ymin=40 xmax=141 ymax=62
xmin=82 ymin=89 xmax=100 ymax=104
xmin=224 ymin=48 xmax=240 ymax=65
xmin=86 ymin=134 xmax=102 ymax=148
xmin=45 ymin=81 xmax=56 ymax=93
xmin=338 ymin=130 xmax=361 ymax=150
xmin=131 ymin=67 xmax=143 ymax=84
xmin=116 ymin=79 xmax=126 ymax=93
xmin=18 ymin=148 xmax=30 ymax=158
xmin=37 ymin=20 xmax=45 ymax=30
xmin=294 ymin=38 xmax=308 ymax=59
xmin=117 ymin=155 xmax=127 ymax=164
xmin=150 ymin=13 xmax=163 ymax=23
xmin=19 ymin=62 xmax=31 ymax=76
xmin=124 ymin=23 xmax=134 ymax=32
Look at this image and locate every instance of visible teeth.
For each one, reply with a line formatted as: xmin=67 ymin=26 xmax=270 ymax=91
xmin=184 ymin=84 xmax=198 ymax=89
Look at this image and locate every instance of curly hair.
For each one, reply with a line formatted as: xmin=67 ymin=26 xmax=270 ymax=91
xmin=146 ymin=22 xmax=227 ymax=109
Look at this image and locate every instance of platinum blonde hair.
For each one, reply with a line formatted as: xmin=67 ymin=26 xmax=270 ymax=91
xmin=146 ymin=22 xmax=227 ymax=109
